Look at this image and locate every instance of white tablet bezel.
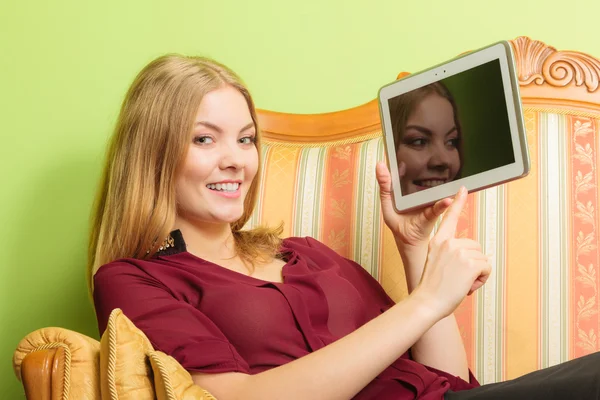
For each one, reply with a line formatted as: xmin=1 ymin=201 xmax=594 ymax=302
xmin=378 ymin=41 xmax=530 ymax=213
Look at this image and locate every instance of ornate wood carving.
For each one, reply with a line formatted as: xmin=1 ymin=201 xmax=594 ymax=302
xmin=512 ymin=36 xmax=600 ymax=92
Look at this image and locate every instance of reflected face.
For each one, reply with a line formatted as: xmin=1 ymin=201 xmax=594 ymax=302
xmin=396 ymin=93 xmax=461 ymax=195
xmin=175 ymin=85 xmax=259 ymax=226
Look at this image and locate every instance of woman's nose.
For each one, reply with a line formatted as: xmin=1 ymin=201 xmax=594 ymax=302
xmin=219 ymin=142 xmax=244 ymax=170
xmin=427 ymin=145 xmax=452 ymax=171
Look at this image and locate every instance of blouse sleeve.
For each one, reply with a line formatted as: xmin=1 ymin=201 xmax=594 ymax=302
xmin=301 ymin=237 xmax=482 ymax=388
xmin=93 ymin=262 xmax=250 ymax=374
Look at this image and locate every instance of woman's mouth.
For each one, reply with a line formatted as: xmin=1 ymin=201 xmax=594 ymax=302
xmin=206 ymin=182 xmax=240 ymax=192
xmin=206 ymin=182 xmax=242 ymax=199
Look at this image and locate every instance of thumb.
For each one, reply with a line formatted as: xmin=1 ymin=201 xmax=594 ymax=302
xmin=420 ymin=197 xmax=454 ymax=223
xmin=435 ymin=186 xmax=467 ymax=240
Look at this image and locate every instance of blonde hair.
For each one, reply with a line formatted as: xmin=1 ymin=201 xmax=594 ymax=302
xmin=88 ymin=55 xmax=282 ymax=293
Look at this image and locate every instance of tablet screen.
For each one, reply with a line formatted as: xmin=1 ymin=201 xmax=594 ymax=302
xmin=387 ymin=59 xmax=516 ymax=196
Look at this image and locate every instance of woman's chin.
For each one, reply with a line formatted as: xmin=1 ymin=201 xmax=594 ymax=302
xmin=211 ymin=210 xmax=245 ymax=225
xmin=178 ymin=211 xmax=245 ymax=228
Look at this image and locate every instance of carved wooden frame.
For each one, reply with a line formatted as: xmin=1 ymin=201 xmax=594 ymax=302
xmin=257 ymin=36 xmax=600 ymax=143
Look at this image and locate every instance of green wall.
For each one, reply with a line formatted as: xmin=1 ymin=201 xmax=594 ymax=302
xmin=2 ymin=0 xmax=599 ymax=397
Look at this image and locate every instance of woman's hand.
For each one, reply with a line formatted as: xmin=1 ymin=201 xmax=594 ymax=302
xmin=414 ymin=186 xmax=491 ymax=317
xmin=376 ymin=161 xmax=453 ymax=248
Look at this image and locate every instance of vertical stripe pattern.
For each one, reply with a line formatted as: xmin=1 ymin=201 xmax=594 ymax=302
xmin=293 ymin=147 xmax=326 ymax=238
xmin=475 ymin=185 xmax=505 ymax=383
xmin=571 ymin=115 xmax=599 ymax=360
xmin=243 ymin=143 xmax=271 ymax=230
xmin=258 ymin=145 xmax=300 ymax=238
xmin=505 ymin=110 xmax=539 ymax=379
xmin=539 ymin=113 xmax=570 ymax=368
xmin=321 ymin=144 xmax=359 ymax=259
xmin=353 ymin=138 xmax=383 ymax=279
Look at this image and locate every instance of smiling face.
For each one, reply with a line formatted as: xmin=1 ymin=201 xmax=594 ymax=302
xmin=174 ymin=85 xmax=259 ymax=227
xmin=396 ymin=92 xmax=461 ymax=195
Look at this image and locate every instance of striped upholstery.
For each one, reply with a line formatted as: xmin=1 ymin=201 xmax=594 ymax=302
xmin=245 ymin=108 xmax=600 ymax=384
xmin=245 ymin=135 xmax=394 ymax=283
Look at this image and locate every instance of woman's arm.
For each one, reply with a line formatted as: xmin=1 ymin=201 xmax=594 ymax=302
xmin=192 ymin=189 xmax=490 ymax=400
xmin=375 ymin=162 xmax=473 ymax=380
xmin=193 ymin=291 xmax=438 ymax=400
xmin=398 ymin=240 xmax=470 ymax=381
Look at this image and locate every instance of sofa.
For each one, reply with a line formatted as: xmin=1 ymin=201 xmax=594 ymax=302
xmin=13 ymin=36 xmax=600 ymax=399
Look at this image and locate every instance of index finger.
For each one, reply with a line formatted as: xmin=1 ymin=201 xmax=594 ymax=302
xmin=435 ymin=186 xmax=467 ymax=240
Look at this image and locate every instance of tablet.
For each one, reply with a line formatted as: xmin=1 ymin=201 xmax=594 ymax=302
xmin=378 ymin=41 xmax=530 ymax=213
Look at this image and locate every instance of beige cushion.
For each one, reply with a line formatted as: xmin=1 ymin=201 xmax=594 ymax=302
xmin=149 ymin=351 xmax=216 ymax=400
xmin=100 ymin=308 xmax=155 ymax=400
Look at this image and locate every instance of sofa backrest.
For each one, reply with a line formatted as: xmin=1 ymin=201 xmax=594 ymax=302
xmin=249 ymin=36 xmax=600 ymax=384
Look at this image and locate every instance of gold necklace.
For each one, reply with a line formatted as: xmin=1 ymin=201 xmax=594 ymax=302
xmin=158 ymin=235 xmax=175 ymax=252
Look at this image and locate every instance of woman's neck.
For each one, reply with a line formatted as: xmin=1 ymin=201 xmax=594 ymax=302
xmin=173 ymin=217 xmax=237 ymax=264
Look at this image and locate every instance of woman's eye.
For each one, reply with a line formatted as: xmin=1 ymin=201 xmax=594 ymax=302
xmin=239 ymin=136 xmax=256 ymax=145
xmin=447 ymin=138 xmax=459 ymax=148
xmin=194 ymin=136 xmax=214 ymax=144
xmin=406 ymin=138 xmax=426 ymax=147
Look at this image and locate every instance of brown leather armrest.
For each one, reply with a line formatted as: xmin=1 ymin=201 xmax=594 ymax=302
xmin=20 ymin=348 xmax=64 ymax=400
xmin=14 ymin=328 xmax=101 ymax=400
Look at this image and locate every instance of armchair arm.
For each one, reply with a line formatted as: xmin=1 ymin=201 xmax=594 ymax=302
xmin=13 ymin=327 xmax=101 ymax=400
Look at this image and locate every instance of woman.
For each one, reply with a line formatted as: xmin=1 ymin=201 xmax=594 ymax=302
xmin=90 ymin=55 xmax=598 ymax=400
xmin=389 ymin=82 xmax=463 ymax=195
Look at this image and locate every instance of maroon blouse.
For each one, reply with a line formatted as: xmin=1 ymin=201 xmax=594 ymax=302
xmin=93 ymin=231 xmax=478 ymax=399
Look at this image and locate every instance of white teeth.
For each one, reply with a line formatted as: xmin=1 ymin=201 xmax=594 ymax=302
xmin=206 ymin=183 xmax=240 ymax=192
xmin=417 ymin=180 xmax=446 ymax=188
